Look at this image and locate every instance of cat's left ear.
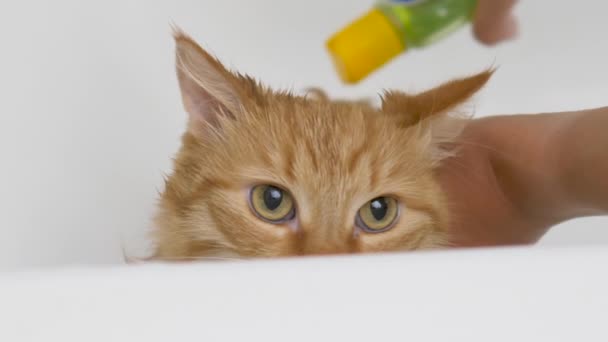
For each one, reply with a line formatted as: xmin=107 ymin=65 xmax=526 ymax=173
xmin=174 ymin=29 xmax=247 ymax=133
xmin=381 ymin=70 xmax=493 ymax=163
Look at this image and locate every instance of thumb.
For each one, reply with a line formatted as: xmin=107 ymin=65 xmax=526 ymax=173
xmin=473 ymin=0 xmax=519 ymax=46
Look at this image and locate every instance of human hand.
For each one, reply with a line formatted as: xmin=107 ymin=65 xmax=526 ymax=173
xmin=438 ymin=108 xmax=608 ymax=247
xmin=473 ymin=0 xmax=519 ymax=45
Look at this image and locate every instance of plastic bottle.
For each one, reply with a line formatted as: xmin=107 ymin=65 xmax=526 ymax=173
xmin=326 ymin=0 xmax=478 ymax=84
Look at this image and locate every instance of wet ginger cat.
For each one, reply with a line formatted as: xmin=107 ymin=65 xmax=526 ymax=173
xmin=152 ymin=30 xmax=492 ymax=260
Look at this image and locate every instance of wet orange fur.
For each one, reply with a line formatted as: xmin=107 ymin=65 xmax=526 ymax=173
xmin=152 ymin=30 xmax=492 ymax=260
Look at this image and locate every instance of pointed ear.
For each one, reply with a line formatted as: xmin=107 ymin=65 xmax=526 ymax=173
xmin=381 ymin=70 xmax=493 ymax=126
xmin=174 ymin=30 xmax=245 ymax=131
xmin=383 ymin=70 xmax=493 ymax=165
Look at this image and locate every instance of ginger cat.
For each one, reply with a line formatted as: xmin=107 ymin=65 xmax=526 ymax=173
xmin=152 ymin=30 xmax=491 ymax=260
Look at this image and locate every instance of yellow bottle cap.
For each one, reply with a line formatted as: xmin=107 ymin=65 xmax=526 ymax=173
xmin=326 ymin=8 xmax=406 ymax=84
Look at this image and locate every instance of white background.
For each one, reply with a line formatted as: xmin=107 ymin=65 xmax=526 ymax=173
xmin=0 ymin=0 xmax=606 ymax=270
xmin=1 ymin=246 xmax=607 ymax=341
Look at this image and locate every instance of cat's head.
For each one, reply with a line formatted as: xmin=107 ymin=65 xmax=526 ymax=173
xmin=152 ymin=30 xmax=491 ymax=260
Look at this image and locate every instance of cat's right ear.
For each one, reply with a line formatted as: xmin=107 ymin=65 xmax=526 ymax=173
xmin=381 ymin=70 xmax=493 ymax=126
xmin=174 ymin=29 xmax=244 ymax=132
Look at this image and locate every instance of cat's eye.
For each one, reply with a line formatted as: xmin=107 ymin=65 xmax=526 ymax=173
xmin=356 ymin=197 xmax=399 ymax=233
xmin=249 ymin=185 xmax=296 ymax=223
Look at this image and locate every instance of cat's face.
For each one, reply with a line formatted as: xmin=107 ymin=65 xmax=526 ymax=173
xmin=152 ymin=30 xmax=491 ymax=260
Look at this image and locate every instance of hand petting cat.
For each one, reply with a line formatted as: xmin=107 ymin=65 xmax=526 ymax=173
xmin=439 ymin=109 xmax=608 ymax=247
xmin=153 ymin=31 xmax=489 ymax=259
xmin=151 ymin=2 xmax=606 ymax=260
xmin=444 ymin=0 xmax=606 ymax=246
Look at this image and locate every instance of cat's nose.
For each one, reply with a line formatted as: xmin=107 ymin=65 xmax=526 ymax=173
xmin=296 ymin=233 xmax=358 ymax=256
xmin=302 ymin=247 xmax=350 ymax=256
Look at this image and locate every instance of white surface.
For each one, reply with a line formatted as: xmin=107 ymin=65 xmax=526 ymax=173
xmin=1 ymin=246 xmax=607 ymax=341
xmin=0 ymin=1 xmax=607 ymax=270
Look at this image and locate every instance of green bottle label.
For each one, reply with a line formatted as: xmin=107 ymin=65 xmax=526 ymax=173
xmin=378 ymin=0 xmax=477 ymax=47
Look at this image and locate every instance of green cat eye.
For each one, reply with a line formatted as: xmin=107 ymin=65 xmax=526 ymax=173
xmin=357 ymin=197 xmax=399 ymax=233
xmin=249 ymin=185 xmax=296 ymax=223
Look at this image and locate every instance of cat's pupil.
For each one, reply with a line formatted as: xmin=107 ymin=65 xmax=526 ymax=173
xmin=370 ymin=198 xmax=388 ymax=221
xmin=263 ymin=186 xmax=283 ymax=211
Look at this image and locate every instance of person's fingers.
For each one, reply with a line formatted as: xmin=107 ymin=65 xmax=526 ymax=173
xmin=473 ymin=0 xmax=519 ymax=45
